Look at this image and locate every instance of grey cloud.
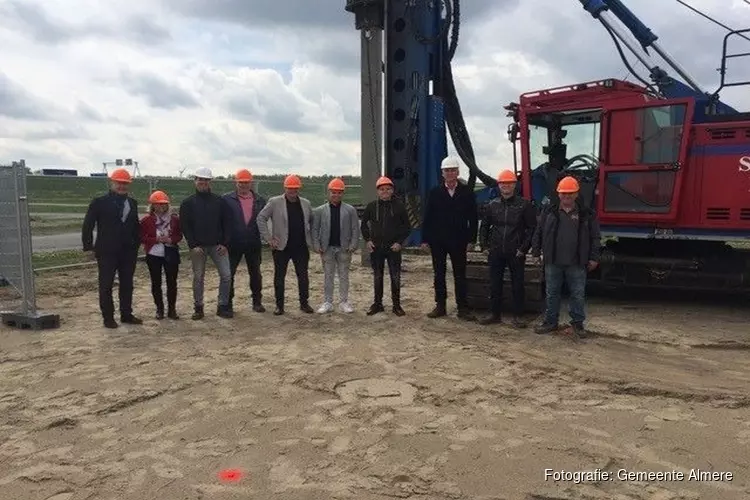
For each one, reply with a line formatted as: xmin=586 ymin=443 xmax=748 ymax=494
xmin=225 ymin=93 xmax=313 ymax=133
xmin=75 ymin=102 xmax=104 ymax=122
xmin=22 ymin=125 xmax=91 ymax=140
xmin=0 ymin=73 xmax=56 ymax=121
xmin=120 ymin=72 xmax=200 ymax=110
xmin=0 ymin=1 xmax=171 ymax=46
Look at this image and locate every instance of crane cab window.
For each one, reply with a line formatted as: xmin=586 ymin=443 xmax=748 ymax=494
xmin=607 ymin=104 xmax=687 ymax=165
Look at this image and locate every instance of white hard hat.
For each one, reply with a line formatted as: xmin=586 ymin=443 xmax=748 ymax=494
xmin=441 ymin=156 xmax=461 ymax=170
xmin=194 ymin=167 xmax=213 ymax=179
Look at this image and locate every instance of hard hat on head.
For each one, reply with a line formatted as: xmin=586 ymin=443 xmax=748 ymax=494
xmin=148 ymin=190 xmax=169 ymax=204
xmin=110 ymin=168 xmax=132 ymax=183
xmin=440 ymin=156 xmax=460 ymax=170
xmin=557 ymin=176 xmax=580 ymax=193
xmin=235 ymin=169 xmax=252 ymax=182
xmin=497 ymin=169 xmax=516 ymax=183
xmin=376 ymin=176 xmax=393 ymax=188
xmin=283 ymin=174 xmax=302 ymax=189
xmin=194 ymin=167 xmax=213 ymax=179
xmin=328 ymin=178 xmax=345 ymax=191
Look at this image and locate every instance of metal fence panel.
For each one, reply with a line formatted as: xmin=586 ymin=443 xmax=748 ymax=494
xmin=0 ymin=160 xmax=59 ymax=329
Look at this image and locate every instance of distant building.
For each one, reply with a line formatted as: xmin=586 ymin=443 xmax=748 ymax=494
xmin=90 ymin=172 xmax=108 ymax=177
xmin=41 ymin=168 xmax=77 ymax=176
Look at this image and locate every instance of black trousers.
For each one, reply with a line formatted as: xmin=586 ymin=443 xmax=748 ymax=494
xmin=96 ymin=249 xmax=138 ymax=321
xmin=370 ymin=247 xmax=402 ymax=306
xmin=488 ymin=251 xmax=525 ymax=316
xmin=229 ymin=246 xmax=263 ymax=306
xmin=430 ymin=242 xmax=468 ymax=309
xmin=145 ymin=254 xmax=179 ymax=312
xmin=272 ymin=245 xmax=309 ymax=308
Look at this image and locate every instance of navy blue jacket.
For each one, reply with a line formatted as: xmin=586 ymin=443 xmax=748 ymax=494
xmin=222 ymin=191 xmax=266 ymax=249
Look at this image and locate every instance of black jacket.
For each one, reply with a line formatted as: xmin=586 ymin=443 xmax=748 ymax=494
xmin=222 ymin=191 xmax=266 ymax=250
xmin=360 ymin=198 xmax=411 ymax=248
xmin=422 ymin=183 xmax=478 ymax=246
xmin=81 ymin=191 xmax=140 ymax=256
xmin=531 ymin=200 xmax=602 ymax=266
xmin=479 ymin=194 xmax=536 ymax=255
xmin=179 ymin=190 xmax=231 ymax=249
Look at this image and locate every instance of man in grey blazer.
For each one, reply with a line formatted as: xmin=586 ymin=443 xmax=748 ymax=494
xmin=312 ymin=178 xmax=360 ymax=313
xmin=256 ymin=174 xmax=315 ymax=315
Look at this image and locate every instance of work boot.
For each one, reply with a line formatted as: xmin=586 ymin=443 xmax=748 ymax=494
xmin=366 ymin=303 xmax=384 ymax=316
xmin=300 ymin=303 xmax=314 ymax=314
xmin=534 ymin=323 xmax=558 ymax=334
xmin=479 ymin=314 xmax=502 ymax=325
xmin=510 ymin=316 xmax=527 ymax=329
xmin=426 ymin=304 xmax=447 ymax=318
xmin=217 ymin=305 xmax=233 ymax=318
xmin=571 ymin=322 xmax=587 ymax=338
xmin=155 ymin=308 xmax=164 ymax=320
xmin=392 ymin=304 xmax=405 ymax=316
xmin=253 ymin=302 xmax=266 ymax=313
xmin=103 ymin=318 xmax=118 ymax=329
xmin=167 ymin=307 xmax=179 ymax=320
xmin=456 ymin=308 xmax=476 ymax=322
xmin=192 ymin=305 xmax=204 ymax=320
xmin=121 ymin=315 xmax=143 ymax=325
xmin=273 ymin=305 xmax=284 ymax=316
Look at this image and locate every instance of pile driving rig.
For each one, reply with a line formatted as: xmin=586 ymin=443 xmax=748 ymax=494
xmin=346 ymin=0 xmax=750 ymax=311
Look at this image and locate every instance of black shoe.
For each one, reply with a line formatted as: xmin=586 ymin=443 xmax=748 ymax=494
xmin=426 ymin=305 xmax=446 ymax=318
xmin=273 ymin=306 xmax=284 ymax=316
xmin=300 ymin=303 xmax=314 ymax=314
xmin=103 ymin=318 xmax=118 ymax=329
xmin=456 ymin=309 xmax=476 ymax=321
xmin=192 ymin=306 xmax=204 ymax=320
xmin=253 ymin=303 xmax=266 ymax=313
xmin=167 ymin=308 xmax=179 ymax=320
xmin=217 ymin=305 xmax=233 ymax=318
xmin=571 ymin=322 xmax=587 ymax=338
xmin=155 ymin=309 xmax=164 ymax=320
xmin=479 ymin=314 xmax=502 ymax=325
xmin=392 ymin=305 xmax=405 ymax=316
xmin=534 ymin=323 xmax=558 ymax=334
xmin=366 ymin=303 xmax=384 ymax=316
xmin=121 ymin=315 xmax=143 ymax=325
xmin=511 ymin=316 xmax=527 ymax=329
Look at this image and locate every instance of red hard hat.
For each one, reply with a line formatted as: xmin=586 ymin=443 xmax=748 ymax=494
xmin=497 ymin=169 xmax=516 ymax=183
xmin=376 ymin=176 xmax=393 ymax=188
xmin=284 ymin=174 xmax=302 ymax=189
xmin=148 ymin=190 xmax=169 ymax=204
xmin=235 ymin=169 xmax=253 ymax=182
xmin=110 ymin=168 xmax=132 ymax=183
xmin=328 ymin=178 xmax=345 ymax=191
xmin=557 ymin=176 xmax=580 ymax=193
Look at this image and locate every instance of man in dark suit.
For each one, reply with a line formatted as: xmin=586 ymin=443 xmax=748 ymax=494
xmin=223 ymin=168 xmax=267 ymax=313
xmin=82 ymin=168 xmax=143 ymax=329
xmin=420 ymin=156 xmax=479 ymax=321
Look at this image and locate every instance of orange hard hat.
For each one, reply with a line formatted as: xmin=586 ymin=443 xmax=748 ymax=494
xmin=497 ymin=169 xmax=516 ymax=183
xmin=283 ymin=174 xmax=302 ymax=189
xmin=328 ymin=178 xmax=345 ymax=191
xmin=235 ymin=169 xmax=253 ymax=182
xmin=376 ymin=176 xmax=393 ymax=188
xmin=557 ymin=176 xmax=580 ymax=193
xmin=110 ymin=168 xmax=132 ymax=183
xmin=148 ymin=190 xmax=169 ymax=204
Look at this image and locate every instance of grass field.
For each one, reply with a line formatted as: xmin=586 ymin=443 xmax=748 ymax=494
xmin=26 ymin=175 xmax=365 ymax=212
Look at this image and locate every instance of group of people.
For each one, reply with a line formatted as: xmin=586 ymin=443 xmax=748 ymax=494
xmin=81 ymin=156 xmax=600 ymax=337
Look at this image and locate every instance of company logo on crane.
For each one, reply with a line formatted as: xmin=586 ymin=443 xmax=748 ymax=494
xmin=740 ymin=156 xmax=750 ymax=172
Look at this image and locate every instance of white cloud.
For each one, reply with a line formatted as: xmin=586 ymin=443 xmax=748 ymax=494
xmin=0 ymin=0 xmax=748 ymax=180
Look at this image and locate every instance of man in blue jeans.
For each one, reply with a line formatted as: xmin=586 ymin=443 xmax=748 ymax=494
xmin=531 ymin=176 xmax=600 ymax=337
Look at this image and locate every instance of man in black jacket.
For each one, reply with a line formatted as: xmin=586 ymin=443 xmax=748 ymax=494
xmin=360 ymin=176 xmax=411 ymax=316
xmin=179 ymin=167 xmax=233 ymax=320
xmin=531 ymin=176 xmax=601 ymax=338
xmin=82 ymin=168 xmax=142 ymax=329
xmin=223 ymin=168 xmax=267 ymax=313
xmin=478 ymin=169 xmax=537 ymax=328
xmin=421 ymin=156 xmax=478 ymax=320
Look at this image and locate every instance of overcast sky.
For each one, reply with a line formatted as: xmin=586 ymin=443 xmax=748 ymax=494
xmin=1 ymin=0 xmax=748 ymax=177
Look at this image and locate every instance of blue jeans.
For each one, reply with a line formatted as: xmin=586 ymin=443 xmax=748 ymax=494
xmin=543 ymin=264 xmax=587 ymax=326
xmin=190 ymin=245 xmax=232 ymax=307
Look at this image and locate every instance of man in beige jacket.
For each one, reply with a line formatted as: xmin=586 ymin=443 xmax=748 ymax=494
xmin=256 ymin=174 xmax=314 ymax=315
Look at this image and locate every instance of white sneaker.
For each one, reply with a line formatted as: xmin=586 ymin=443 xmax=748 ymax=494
xmin=317 ymin=302 xmax=333 ymax=314
xmin=339 ymin=302 xmax=354 ymax=313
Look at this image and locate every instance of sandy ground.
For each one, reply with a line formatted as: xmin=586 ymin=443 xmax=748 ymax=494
xmin=1 ymin=252 xmax=749 ymax=500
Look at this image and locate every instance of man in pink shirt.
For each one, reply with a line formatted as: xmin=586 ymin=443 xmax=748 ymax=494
xmin=223 ymin=169 xmax=267 ymax=313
